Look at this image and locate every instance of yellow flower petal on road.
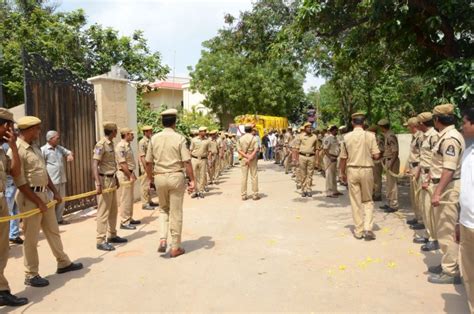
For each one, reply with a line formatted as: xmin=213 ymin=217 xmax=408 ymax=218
xmin=387 ymin=261 xmax=397 ymax=269
xmin=339 ymin=265 xmax=347 ymax=271
xmin=408 ymin=249 xmax=415 ymax=255
xmin=268 ymin=239 xmax=277 ymax=245
xmin=357 ymin=261 xmax=368 ymax=269
xmin=235 ymin=235 xmax=245 ymax=240
xmin=382 ymin=227 xmax=390 ymax=234
xmin=366 ymin=257 xmax=373 ymax=263
xmin=295 ymin=215 xmax=302 ymax=220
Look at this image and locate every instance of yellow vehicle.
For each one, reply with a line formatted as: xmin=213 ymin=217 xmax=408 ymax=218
xmin=234 ymin=114 xmax=289 ymax=137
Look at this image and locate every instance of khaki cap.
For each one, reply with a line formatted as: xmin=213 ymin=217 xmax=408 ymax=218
xmin=103 ymin=121 xmax=117 ymax=131
xmin=17 ymin=116 xmax=41 ymax=130
xmin=190 ymin=129 xmax=198 ymax=135
xmin=198 ymin=126 xmax=207 ymax=132
xmin=161 ymin=108 xmax=178 ymax=116
xmin=433 ymin=103 xmax=454 ymax=115
xmin=303 ymin=122 xmax=312 ymax=128
xmin=351 ymin=112 xmax=365 ymax=119
xmin=406 ymin=117 xmax=419 ymax=127
xmin=377 ymin=119 xmax=390 ymax=126
xmin=142 ymin=125 xmax=153 ymax=131
xmin=367 ymin=125 xmax=378 ymax=132
xmin=338 ymin=125 xmax=347 ymax=131
xmin=120 ymin=127 xmax=133 ymax=135
xmin=417 ymin=112 xmax=433 ymax=123
xmin=209 ymin=130 xmax=217 ymax=135
xmin=0 ymin=108 xmax=14 ymax=122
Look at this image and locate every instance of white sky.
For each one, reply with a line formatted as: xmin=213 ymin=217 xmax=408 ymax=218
xmin=59 ymin=0 xmax=325 ymax=91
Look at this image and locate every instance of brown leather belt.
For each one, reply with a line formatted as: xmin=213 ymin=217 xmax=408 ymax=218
xmin=192 ymin=155 xmax=207 ymax=160
xmin=410 ymin=162 xmax=419 ymax=167
xmin=30 ymin=186 xmax=47 ymax=192
xmin=99 ymin=173 xmax=115 ymax=178
xmin=432 ymin=177 xmax=459 ymax=184
xmin=299 ymin=153 xmax=315 ymax=157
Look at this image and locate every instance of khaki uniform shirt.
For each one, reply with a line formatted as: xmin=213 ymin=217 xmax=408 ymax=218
xmin=209 ymin=139 xmax=218 ymax=155
xmin=340 ymin=127 xmax=380 ymax=167
xmin=383 ymin=130 xmax=399 ymax=159
xmin=138 ymin=136 xmax=150 ymax=173
xmin=0 ymin=148 xmax=11 ymax=192
xmin=430 ymin=125 xmax=465 ymax=179
xmin=408 ymin=130 xmax=423 ymax=164
xmin=116 ymin=140 xmax=136 ymax=171
xmin=237 ymin=133 xmax=257 ymax=154
xmin=420 ymin=127 xmax=439 ymax=169
xmin=11 ymin=138 xmax=48 ymax=187
xmin=190 ymin=137 xmax=210 ymax=158
xmin=323 ymin=134 xmax=340 ymax=157
xmin=295 ymin=133 xmax=318 ymax=155
xmin=146 ymin=128 xmax=191 ymax=174
xmin=93 ymin=137 xmax=117 ymax=175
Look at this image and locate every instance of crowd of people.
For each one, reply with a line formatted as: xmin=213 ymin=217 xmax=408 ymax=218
xmin=0 ymin=104 xmax=473 ymax=311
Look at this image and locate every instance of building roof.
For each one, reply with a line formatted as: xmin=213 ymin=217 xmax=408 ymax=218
xmin=149 ymin=81 xmax=183 ymax=90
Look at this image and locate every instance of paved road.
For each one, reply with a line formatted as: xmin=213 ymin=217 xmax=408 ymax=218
xmin=4 ymin=161 xmax=470 ymax=312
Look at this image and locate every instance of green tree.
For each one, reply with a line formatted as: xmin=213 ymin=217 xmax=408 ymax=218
xmin=0 ymin=0 xmax=169 ymax=106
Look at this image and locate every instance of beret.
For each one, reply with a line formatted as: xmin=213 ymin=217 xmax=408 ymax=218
xmin=0 ymin=108 xmax=14 ymax=122
xmin=417 ymin=112 xmax=433 ymax=123
xmin=433 ymin=104 xmax=454 ymax=115
xmin=161 ymin=108 xmax=178 ymax=116
xmin=103 ymin=121 xmax=117 ymax=131
xmin=17 ymin=116 xmax=41 ymax=130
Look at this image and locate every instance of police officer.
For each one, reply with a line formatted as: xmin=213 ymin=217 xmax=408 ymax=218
xmin=416 ymin=112 xmax=440 ymax=250
xmin=405 ymin=117 xmax=424 ymax=231
xmin=138 ymin=125 xmax=158 ymax=210
xmin=145 ymin=109 xmax=195 ymax=258
xmin=11 ymin=116 xmax=83 ymax=287
xmin=283 ymin=127 xmax=293 ymax=174
xmin=93 ymin=121 xmax=128 ymax=251
xmin=294 ymin=122 xmax=318 ymax=197
xmin=237 ymin=124 xmax=259 ymax=201
xmin=378 ymin=119 xmax=400 ymax=213
xmin=0 ymin=109 xmax=28 ymax=306
xmin=323 ymin=125 xmax=342 ymax=198
xmin=190 ymin=126 xmax=211 ymax=198
xmin=208 ymin=130 xmax=219 ymax=185
xmin=340 ymin=113 xmax=381 ymax=240
xmin=116 ymin=127 xmax=140 ymax=229
xmin=427 ymin=104 xmax=465 ymax=285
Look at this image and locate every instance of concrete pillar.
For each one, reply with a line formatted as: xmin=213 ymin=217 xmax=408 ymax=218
xmin=88 ymin=66 xmax=140 ymax=201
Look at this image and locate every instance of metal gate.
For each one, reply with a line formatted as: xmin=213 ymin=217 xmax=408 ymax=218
xmin=23 ymin=53 xmax=97 ymax=213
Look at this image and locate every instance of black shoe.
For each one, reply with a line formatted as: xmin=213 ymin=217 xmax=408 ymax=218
xmin=428 ymin=264 xmax=443 ymax=274
xmin=406 ymin=218 xmax=418 ymax=225
xmin=191 ymin=193 xmax=198 ymax=199
xmin=428 ymin=272 xmax=462 ymax=284
xmin=25 ymin=275 xmax=49 ymax=287
xmin=204 ymin=187 xmax=209 ymax=193
xmin=142 ymin=204 xmax=155 ymax=210
xmin=364 ymin=231 xmax=376 ymax=241
xmin=306 ymin=192 xmax=312 ymax=197
xmin=58 ymin=220 xmax=70 ymax=225
xmin=120 ymin=224 xmax=136 ymax=230
xmin=97 ymin=242 xmax=115 ymax=251
xmin=57 ymin=262 xmax=83 ymax=274
xmin=149 ymin=201 xmax=159 ymax=207
xmin=199 ymin=192 xmax=205 ymax=198
xmin=0 ymin=291 xmax=28 ymax=307
xmin=383 ymin=207 xmax=398 ymax=213
xmin=421 ymin=240 xmax=440 ymax=252
xmin=373 ymin=196 xmax=382 ymax=202
xmin=107 ymin=236 xmax=128 ymax=243
xmin=157 ymin=241 xmax=167 ymax=253
xmin=130 ymin=219 xmax=141 ymax=225
xmin=9 ymin=237 xmax=23 ymax=245
xmin=410 ymin=223 xmax=425 ymax=230
xmin=301 ymin=192 xmax=307 ymax=197
xmin=379 ymin=204 xmax=390 ymax=210
xmin=413 ymin=237 xmax=429 ymax=244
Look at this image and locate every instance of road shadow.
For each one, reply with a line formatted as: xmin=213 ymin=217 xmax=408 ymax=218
xmin=117 ymin=230 xmax=157 ymax=245
xmin=441 ymin=284 xmax=470 ymax=313
xmin=205 ymin=191 xmax=223 ymax=197
xmin=158 ymin=236 xmax=216 ymax=259
xmin=3 ymin=256 xmax=101 ymax=313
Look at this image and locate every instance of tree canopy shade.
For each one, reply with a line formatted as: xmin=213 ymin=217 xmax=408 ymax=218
xmin=189 ymin=0 xmax=307 ymax=127
xmin=0 ymin=0 xmax=169 ymax=106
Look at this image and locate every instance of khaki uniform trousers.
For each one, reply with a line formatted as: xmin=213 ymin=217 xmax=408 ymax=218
xmin=409 ymin=167 xmax=423 ymax=221
xmin=460 ymin=224 xmax=474 ymax=312
xmin=208 ymin=156 xmax=217 ymax=182
xmin=420 ymin=174 xmax=436 ymax=240
xmin=140 ymin=171 xmax=151 ymax=205
xmin=373 ymin=161 xmax=383 ymax=199
xmin=53 ymin=183 xmax=66 ymax=223
xmin=299 ymin=155 xmax=314 ymax=193
xmin=240 ymin=158 xmax=258 ymax=197
xmin=155 ymin=172 xmax=185 ymax=249
xmin=433 ymin=180 xmax=460 ymax=276
xmin=347 ymin=167 xmax=374 ymax=237
xmin=324 ymin=156 xmax=338 ymax=195
xmin=284 ymin=150 xmax=292 ymax=174
xmin=0 ymin=198 xmax=10 ymax=291
xmin=96 ymin=176 xmax=118 ymax=244
xmin=117 ymin=171 xmax=134 ymax=225
xmin=191 ymin=158 xmax=207 ymax=193
xmin=16 ymin=190 xmax=71 ymax=278
xmin=385 ymin=158 xmax=400 ymax=208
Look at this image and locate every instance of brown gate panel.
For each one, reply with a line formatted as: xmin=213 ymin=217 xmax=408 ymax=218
xmin=23 ymin=53 xmax=97 ymax=213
